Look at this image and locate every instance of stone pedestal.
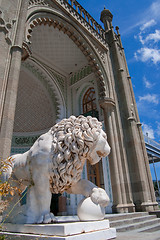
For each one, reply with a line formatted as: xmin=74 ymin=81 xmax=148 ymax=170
xmin=1 ymin=219 xmax=116 ymax=240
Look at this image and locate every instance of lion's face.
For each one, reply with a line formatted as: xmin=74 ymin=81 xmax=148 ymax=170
xmin=87 ymin=129 xmax=110 ymax=165
xmin=50 ymin=115 xmax=111 ymax=193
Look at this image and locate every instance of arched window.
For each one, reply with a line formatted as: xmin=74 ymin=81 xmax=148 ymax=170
xmin=82 ymin=87 xmax=102 ymax=187
xmin=83 ymin=87 xmax=96 ymax=114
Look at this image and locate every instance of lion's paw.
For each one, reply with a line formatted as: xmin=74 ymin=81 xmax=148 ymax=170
xmin=37 ymin=212 xmax=56 ymax=224
xmin=90 ymin=187 xmax=110 ymax=207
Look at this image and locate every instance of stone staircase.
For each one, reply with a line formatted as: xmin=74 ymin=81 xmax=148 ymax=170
xmin=105 ymin=212 xmax=160 ymax=233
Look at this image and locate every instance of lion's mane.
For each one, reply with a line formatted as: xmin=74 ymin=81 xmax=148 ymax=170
xmin=49 ymin=115 xmax=103 ymax=194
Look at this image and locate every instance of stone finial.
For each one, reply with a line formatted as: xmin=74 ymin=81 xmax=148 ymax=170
xmin=116 ymin=26 xmax=120 ymax=35
xmin=100 ymin=9 xmax=113 ymax=31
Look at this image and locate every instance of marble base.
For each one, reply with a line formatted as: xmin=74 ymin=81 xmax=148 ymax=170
xmin=1 ymin=220 xmax=116 ymax=240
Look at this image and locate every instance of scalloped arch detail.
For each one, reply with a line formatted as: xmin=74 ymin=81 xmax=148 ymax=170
xmin=25 ymin=12 xmax=109 ymax=99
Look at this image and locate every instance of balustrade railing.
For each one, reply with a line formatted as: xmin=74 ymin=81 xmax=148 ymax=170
xmin=62 ymin=0 xmax=105 ymax=38
xmin=28 ymin=0 xmax=106 ymax=44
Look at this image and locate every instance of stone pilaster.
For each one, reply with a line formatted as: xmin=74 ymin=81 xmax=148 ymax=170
xmin=100 ymin=9 xmax=158 ymax=212
xmin=128 ymin=76 xmax=158 ymax=211
xmin=0 ymin=0 xmax=29 ymax=159
xmin=99 ymin=98 xmax=122 ymax=212
xmin=99 ymin=98 xmax=135 ymax=213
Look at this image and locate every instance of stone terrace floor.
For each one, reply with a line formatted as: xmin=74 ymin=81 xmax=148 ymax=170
xmin=117 ymin=231 xmax=160 ymax=240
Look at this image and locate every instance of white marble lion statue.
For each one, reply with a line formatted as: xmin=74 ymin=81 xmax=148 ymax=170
xmin=3 ymin=115 xmax=110 ymax=224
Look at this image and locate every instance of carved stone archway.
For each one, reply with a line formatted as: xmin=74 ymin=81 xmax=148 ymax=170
xmin=23 ymin=6 xmax=113 ymax=101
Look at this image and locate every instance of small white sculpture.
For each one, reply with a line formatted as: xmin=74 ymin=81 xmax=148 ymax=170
xmin=77 ymin=196 xmax=106 ymax=221
xmin=3 ymin=115 xmax=110 ymax=224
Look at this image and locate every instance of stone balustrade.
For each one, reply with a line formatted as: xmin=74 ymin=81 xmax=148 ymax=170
xmin=66 ymin=0 xmax=104 ymax=35
xmin=28 ymin=0 xmax=106 ymax=47
xmin=59 ymin=0 xmax=105 ymax=40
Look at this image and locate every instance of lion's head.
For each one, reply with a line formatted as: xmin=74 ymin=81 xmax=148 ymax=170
xmin=49 ymin=115 xmax=110 ymax=194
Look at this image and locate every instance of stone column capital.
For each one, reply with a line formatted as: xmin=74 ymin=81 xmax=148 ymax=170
xmin=99 ymin=98 xmax=116 ymax=111
xmin=22 ymin=42 xmax=32 ymax=61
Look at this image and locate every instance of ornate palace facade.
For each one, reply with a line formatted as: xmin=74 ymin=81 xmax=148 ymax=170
xmin=0 ymin=0 xmax=158 ymax=214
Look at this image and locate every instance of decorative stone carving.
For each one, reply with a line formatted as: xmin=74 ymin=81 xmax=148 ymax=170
xmin=127 ymin=103 xmax=136 ymax=121
xmin=54 ymin=0 xmax=106 ymax=45
xmin=12 ymin=135 xmax=40 ymax=147
xmin=94 ymin=45 xmax=106 ymax=64
xmin=70 ymin=65 xmax=92 ymax=86
xmin=28 ymin=0 xmax=49 ymax=7
xmin=27 ymin=0 xmax=106 ymax=47
xmin=3 ymin=115 xmax=110 ymax=224
xmin=25 ymin=15 xmax=106 ymax=96
xmin=0 ymin=9 xmax=16 ymax=45
xmin=22 ymin=42 xmax=32 ymax=61
xmin=38 ymin=61 xmax=66 ymax=96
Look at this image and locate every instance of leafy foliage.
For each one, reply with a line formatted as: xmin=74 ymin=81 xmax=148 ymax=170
xmin=0 ymin=157 xmax=20 ymax=197
xmin=0 ymin=235 xmax=5 ymax=240
xmin=0 ymin=157 xmax=24 ymax=221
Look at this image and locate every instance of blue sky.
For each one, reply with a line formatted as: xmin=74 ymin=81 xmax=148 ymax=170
xmin=77 ymin=0 xmax=160 ymax=180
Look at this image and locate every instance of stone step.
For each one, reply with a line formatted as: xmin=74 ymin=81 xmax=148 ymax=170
xmin=139 ymin=223 xmax=160 ymax=233
xmin=116 ymin=217 xmax=160 ymax=232
xmin=117 ymin=231 xmax=160 ymax=240
xmin=105 ymin=212 xmax=148 ymax=222
xmin=110 ymin=215 xmax=157 ymax=228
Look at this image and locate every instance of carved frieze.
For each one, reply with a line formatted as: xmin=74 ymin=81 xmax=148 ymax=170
xmin=12 ymin=135 xmax=40 ymax=147
xmin=28 ymin=0 xmax=49 ymax=7
xmin=70 ymin=65 xmax=92 ymax=86
xmin=27 ymin=0 xmax=107 ymax=48
xmin=94 ymin=45 xmax=106 ymax=64
xmin=0 ymin=9 xmax=16 ymax=45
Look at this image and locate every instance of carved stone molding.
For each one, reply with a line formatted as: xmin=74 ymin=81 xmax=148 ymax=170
xmin=0 ymin=9 xmax=16 ymax=45
xmin=28 ymin=0 xmax=107 ymax=48
xmin=26 ymin=15 xmax=108 ymax=98
xmin=94 ymin=45 xmax=106 ymax=64
xmin=70 ymin=65 xmax=92 ymax=86
xmin=99 ymin=98 xmax=116 ymax=112
xmin=29 ymin=0 xmax=50 ymax=7
xmin=12 ymin=134 xmax=40 ymax=147
xmin=127 ymin=103 xmax=136 ymax=122
xmin=22 ymin=42 xmax=32 ymax=61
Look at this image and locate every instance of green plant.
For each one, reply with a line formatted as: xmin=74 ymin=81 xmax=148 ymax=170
xmin=0 ymin=235 xmax=5 ymax=240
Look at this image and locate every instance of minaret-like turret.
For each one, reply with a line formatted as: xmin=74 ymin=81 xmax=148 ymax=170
xmin=100 ymin=8 xmax=113 ymax=31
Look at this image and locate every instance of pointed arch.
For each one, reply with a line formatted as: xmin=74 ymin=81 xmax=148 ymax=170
xmin=23 ymin=6 xmax=113 ymax=100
